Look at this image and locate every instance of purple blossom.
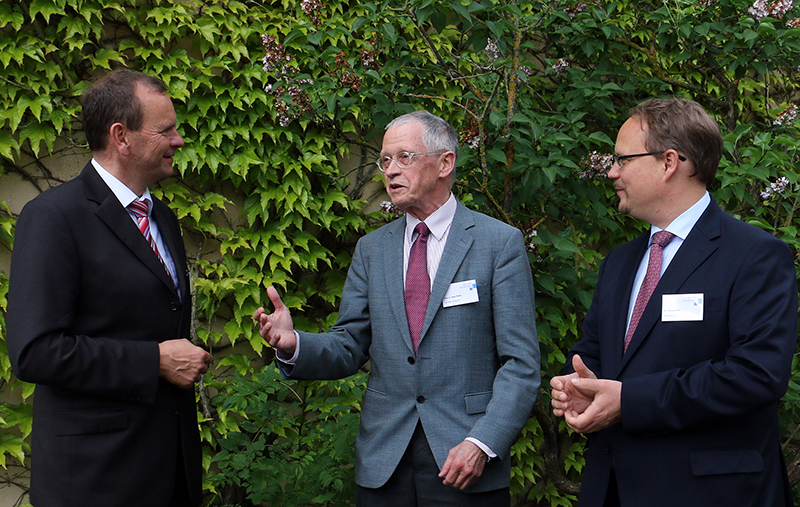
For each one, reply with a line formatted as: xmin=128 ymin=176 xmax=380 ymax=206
xmin=578 ymin=151 xmax=613 ymax=180
xmin=749 ymin=0 xmax=793 ymax=21
xmin=760 ymin=176 xmax=791 ymax=199
xmin=773 ymin=104 xmax=798 ymax=125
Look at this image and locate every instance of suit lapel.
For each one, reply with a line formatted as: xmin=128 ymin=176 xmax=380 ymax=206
xmin=619 ymin=202 xmax=722 ymax=371
xmin=383 ymin=218 xmax=414 ymax=352
xmin=418 ymin=203 xmax=474 ymax=348
xmin=606 ymin=235 xmax=648 ymax=376
xmin=82 ymin=165 xmax=178 ymax=295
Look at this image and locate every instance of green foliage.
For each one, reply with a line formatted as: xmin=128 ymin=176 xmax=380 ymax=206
xmin=208 ymin=366 xmax=362 ymax=506
xmin=2 ymin=0 xmax=800 ymax=506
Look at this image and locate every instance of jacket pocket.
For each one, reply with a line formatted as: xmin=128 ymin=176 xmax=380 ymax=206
xmin=690 ymin=448 xmax=764 ymax=476
xmin=464 ymin=391 xmax=492 ymax=415
xmin=55 ymin=408 xmax=128 ymax=436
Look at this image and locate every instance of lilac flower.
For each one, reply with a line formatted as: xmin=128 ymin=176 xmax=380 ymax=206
xmin=552 ymin=58 xmax=570 ymax=75
xmin=749 ymin=0 xmax=793 ymax=21
xmin=773 ymin=104 xmax=798 ymax=125
xmin=761 ymin=176 xmax=791 ymax=199
xmin=486 ymin=39 xmax=500 ymax=62
xmin=579 ymin=151 xmax=613 ymax=179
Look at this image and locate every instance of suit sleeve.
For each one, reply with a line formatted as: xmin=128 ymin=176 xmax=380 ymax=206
xmin=621 ymin=234 xmax=798 ymax=433
xmin=7 ymin=197 xmax=160 ymax=403
xmin=467 ymin=228 xmax=541 ymax=456
xmin=278 ymin=237 xmax=371 ymax=380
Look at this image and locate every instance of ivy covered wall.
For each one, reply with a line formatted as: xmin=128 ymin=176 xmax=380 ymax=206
xmin=2 ymin=0 xmax=800 ymax=506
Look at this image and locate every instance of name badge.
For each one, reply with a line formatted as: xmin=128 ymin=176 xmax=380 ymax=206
xmin=662 ymin=293 xmax=704 ymax=322
xmin=443 ymin=279 xmax=479 ymax=308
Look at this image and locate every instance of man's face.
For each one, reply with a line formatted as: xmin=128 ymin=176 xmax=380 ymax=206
xmin=608 ymin=117 xmax=664 ymax=222
xmin=381 ymin=121 xmax=447 ymax=220
xmin=126 ymin=85 xmax=184 ymax=186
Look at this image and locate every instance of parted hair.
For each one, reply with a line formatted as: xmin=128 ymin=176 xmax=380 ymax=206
xmin=81 ymin=70 xmax=168 ymax=152
xmin=629 ymin=97 xmax=723 ymax=187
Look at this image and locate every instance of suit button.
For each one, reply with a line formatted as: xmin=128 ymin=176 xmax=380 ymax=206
xmin=604 ymin=445 xmax=610 ymax=453
xmin=417 ymin=396 xmax=425 ymax=403
xmin=407 ymin=356 xmax=415 ymax=364
xmin=170 ymin=302 xmax=179 ymax=311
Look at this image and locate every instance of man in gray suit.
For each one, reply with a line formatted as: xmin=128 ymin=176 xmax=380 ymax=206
xmin=254 ymin=110 xmax=540 ymax=506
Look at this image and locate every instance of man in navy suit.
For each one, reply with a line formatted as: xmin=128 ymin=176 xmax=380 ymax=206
xmin=7 ymin=70 xmax=211 ymax=506
xmin=254 ymin=110 xmax=540 ymax=506
xmin=550 ymin=97 xmax=797 ymax=507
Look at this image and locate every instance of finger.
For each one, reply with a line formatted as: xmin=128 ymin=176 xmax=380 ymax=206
xmin=253 ymin=307 xmax=264 ymax=320
xmin=266 ymin=286 xmax=287 ymax=311
xmin=572 ymin=355 xmax=597 ymax=380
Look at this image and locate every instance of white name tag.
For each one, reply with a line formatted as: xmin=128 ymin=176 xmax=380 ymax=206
xmin=443 ymin=279 xmax=479 ymax=308
xmin=662 ymin=293 xmax=704 ymax=322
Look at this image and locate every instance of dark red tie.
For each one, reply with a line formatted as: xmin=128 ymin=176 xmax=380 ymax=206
xmin=405 ymin=222 xmax=430 ymax=353
xmin=624 ymin=230 xmax=676 ymax=352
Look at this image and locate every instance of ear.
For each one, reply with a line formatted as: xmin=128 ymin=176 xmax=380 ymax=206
xmin=661 ymin=149 xmax=682 ymax=182
xmin=438 ymin=150 xmax=456 ymax=180
xmin=108 ymin=122 xmax=131 ymax=155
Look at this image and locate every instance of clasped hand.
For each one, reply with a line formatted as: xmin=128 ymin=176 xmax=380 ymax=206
xmin=549 ymin=355 xmax=622 ymax=433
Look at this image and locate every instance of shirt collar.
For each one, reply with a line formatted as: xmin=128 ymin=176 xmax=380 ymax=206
xmin=651 ymin=191 xmax=710 ymax=242
xmin=405 ymin=193 xmax=457 ymax=241
xmin=92 ymin=158 xmax=153 ymax=210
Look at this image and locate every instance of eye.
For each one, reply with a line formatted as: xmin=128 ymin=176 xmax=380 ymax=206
xmin=397 ymin=152 xmax=412 ymax=165
xmin=380 ymin=155 xmax=392 ymax=169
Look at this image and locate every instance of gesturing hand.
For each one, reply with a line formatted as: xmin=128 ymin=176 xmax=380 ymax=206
xmin=252 ymin=286 xmax=298 ymax=356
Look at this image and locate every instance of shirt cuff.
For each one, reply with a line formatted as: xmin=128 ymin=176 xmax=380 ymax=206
xmin=275 ymin=330 xmax=300 ymax=364
xmin=465 ymin=437 xmax=496 ymax=461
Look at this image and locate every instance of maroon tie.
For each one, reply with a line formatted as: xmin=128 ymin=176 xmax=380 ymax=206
xmin=624 ymin=230 xmax=676 ymax=352
xmin=128 ymin=198 xmax=173 ymax=283
xmin=405 ymin=222 xmax=430 ymax=353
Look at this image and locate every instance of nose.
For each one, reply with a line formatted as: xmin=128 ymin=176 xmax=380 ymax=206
xmin=607 ymin=163 xmax=620 ymax=179
xmin=172 ymin=130 xmax=185 ymax=148
xmin=383 ymin=157 xmax=401 ymax=177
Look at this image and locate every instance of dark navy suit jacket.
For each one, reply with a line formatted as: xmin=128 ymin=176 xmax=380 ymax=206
xmin=7 ymin=164 xmax=202 ymax=507
xmin=569 ymin=199 xmax=797 ymax=507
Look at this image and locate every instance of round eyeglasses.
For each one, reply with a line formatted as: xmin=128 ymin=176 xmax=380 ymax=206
xmin=376 ymin=151 xmax=445 ymax=172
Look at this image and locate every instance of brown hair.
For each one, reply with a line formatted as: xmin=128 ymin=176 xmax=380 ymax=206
xmin=629 ymin=97 xmax=723 ymax=187
xmin=81 ymin=70 xmax=168 ymax=151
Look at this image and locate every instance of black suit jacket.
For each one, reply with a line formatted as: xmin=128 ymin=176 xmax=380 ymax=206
xmin=569 ymin=199 xmax=797 ymax=507
xmin=7 ymin=163 xmax=202 ymax=507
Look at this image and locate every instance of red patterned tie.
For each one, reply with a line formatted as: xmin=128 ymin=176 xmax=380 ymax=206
xmin=128 ymin=198 xmax=172 ymax=281
xmin=624 ymin=230 xmax=675 ymax=352
xmin=405 ymin=222 xmax=430 ymax=353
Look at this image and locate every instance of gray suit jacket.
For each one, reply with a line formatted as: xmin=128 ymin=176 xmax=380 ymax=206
xmin=280 ymin=201 xmax=540 ymax=491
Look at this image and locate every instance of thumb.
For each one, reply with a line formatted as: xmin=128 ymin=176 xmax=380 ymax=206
xmin=571 ymin=376 xmax=601 ymax=393
xmin=572 ymin=354 xmax=597 ymax=380
xmin=267 ymin=286 xmax=287 ymax=312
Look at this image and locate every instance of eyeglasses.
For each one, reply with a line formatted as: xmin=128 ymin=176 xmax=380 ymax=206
xmin=376 ymin=151 xmax=445 ymax=172
xmin=613 ymin=151 xmax=687 ymax=168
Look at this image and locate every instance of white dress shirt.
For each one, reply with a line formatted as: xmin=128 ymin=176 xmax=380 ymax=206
xmin=91 ymin=159 xmax=180 ymax=299
xmin=626 ymin=191 xmax=711 ymax=334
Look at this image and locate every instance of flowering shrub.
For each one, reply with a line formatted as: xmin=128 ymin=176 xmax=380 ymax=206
xmin=3 ymin=0 xmax=800 ymax=506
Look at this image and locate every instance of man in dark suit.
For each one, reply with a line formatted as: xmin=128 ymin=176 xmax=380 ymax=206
xmin=254 ymin=110 xmax=540 ymax=506
xmin=7 ymin=70 xmax=212 ymax=507
xmin=550 ymin=97 xmax=797 ymax=507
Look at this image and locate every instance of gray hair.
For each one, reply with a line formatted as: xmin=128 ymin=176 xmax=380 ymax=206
xmin=386 ymin=110 xmax=459 ymax=165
